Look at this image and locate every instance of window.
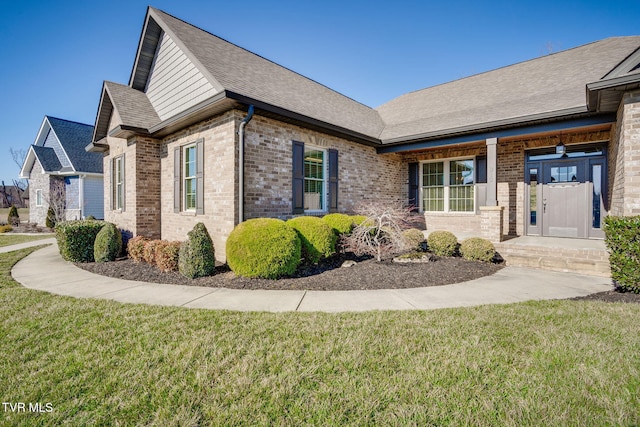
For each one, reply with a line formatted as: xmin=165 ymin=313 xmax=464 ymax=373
xmin=174 ymin=139 xmax=203 ymax=214
xmin=421 ymin=159 xmax=475 ymax=212
xmin=304 ymin=148 xmax=326 ymax=211
xmin=183 ymin=144 xmax=197 ymax=211
xmin=292 ymin=141 xmax=338 ymax=214
xmin=112 ymin=156 xmax=124 ymax=210
xmin=36 ymin=189 xmax=43 ymax=207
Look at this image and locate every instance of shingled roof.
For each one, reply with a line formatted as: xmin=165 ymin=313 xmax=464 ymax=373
xmin=31 ymin=145 xmax=62 ymax=172
xmin=376 ymin=36 xmax=640 ymax=143
xmin=92 ymin=7 xmax=640 ymax=149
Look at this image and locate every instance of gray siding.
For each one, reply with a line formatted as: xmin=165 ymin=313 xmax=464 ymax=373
xmin=43 ymin=128 xmax=71 ymax=168
xmin=145 ymin=31 xmax=217 ymax=121
xmin=83 ymin=176 xmax=104 ymax=219
xmin=65 ymin=176 xmax=80 ymax=209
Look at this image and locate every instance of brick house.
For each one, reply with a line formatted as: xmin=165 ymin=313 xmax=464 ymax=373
xmin=87 ymin=7 xmax=640 ymax=264
xmin=21 ymin=116 xmax=104 ymax=225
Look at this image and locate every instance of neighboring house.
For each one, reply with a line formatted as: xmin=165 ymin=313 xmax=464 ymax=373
xmin=21 ymin=116 xmax=104 ymax=225
xmin=0 ymin=183 xmax=28 ymax=208
xmin=87 ymin=7 xmax=640 ymax=263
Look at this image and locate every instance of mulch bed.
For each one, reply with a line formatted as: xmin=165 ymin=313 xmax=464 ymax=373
xmin=75 ymin=252 xmax=640 ymax=303
xmin=76 ymin=252 xmax=504 ymax=291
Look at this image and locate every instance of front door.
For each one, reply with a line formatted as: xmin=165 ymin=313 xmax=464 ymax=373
xmin=525 ymin=144 xmax=606 ymax=239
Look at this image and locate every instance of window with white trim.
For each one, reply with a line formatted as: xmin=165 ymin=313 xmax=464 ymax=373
xmin=304 ymin=147 xmax=327 ymax=212
xmin=421 ymin=159 xmax=475 ymax=212
xmin=113 ymin=156 xmax=124 ymax=210
xmin=183 ymin=144 xmax=197 ymax=211
xmin=35 ymin=189 xmax=43 ymax=207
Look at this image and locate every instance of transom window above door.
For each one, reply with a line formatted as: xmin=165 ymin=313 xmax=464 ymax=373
xmin=421 ymin=159 xmax=475 ymax=212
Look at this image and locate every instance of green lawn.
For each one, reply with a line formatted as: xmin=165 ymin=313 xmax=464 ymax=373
xmin=0 ymin=234 xmax=54 ymax=247
xmin=1 ymin=248 xmax=639 ymax=426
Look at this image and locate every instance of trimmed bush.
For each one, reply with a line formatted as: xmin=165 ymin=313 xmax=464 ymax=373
xmin=226 ymin=218 xmax=301 ymax=279
xmin=0 ymin=225 xmax=12 ymax=233
xmin=155 ymin=241 xmax=181 ymax=272
xmin=287 ymin=216 xmax=336 ymax=263
xmin=127 ymin=236 xmax=148 ymax=263
xmin=46 ymin=207 xmax=56 ymax=229
xmin=178 ymin=223 xmax=216 ymax=279
xmin=55 ymin=220 xmax=106 ymax=262
xmin=427 ymin=230 xmax=458 ymax=257
xmin=143 ymin=240 xmax=162 ymax=265
xmin=7 ymin=206 xmax=19 ymax=226
xmin=351 ymin=215 xmax=369 ymax=226
xmin=85 ymin=215 xmax=96 ymax=220
xmin=93 ymin=223 xmax=123 ymax=263
xmin=604 ymin=215 xmax=640 ymax=293
xmin=402 ymin=228 xmax=426 ymax=251
xmin=322 ymin=213 xmax=354 ymax=236
xmin=460 ymin=237 xmax=495 ymax=262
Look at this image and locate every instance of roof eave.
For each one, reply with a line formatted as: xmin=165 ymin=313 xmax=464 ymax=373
xmin=586 ymin=73 xmax=640 ymax=112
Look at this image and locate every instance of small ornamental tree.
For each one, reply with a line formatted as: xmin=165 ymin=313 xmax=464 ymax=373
xmin=343 ymin=201 xmax=415 ymax=261
xmin=7 ymin=205 xmax=19 ymax=226
xmin=45 ymin=207 xmax=56 ymax=229
xmin=178 ymin=222 xmax=216 ymax=279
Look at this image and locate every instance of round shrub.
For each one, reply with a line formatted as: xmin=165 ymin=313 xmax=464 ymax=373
xmin=55 ymin=220 xmax=106 ymax=262
xmin=178 ymin=223 xmax=216 ymax=279
xmin=226 ymin=218 xmax=301 ymax=279
xmin=85 ymin=215 xmax=96 ymax=220
xmin=7 ymin=206 xmax=19 ymax=226
xmin=93 ymin=223 xmax=123 ymax=263
xmin=460 ymin=237 xmax=496 ymax=262
xmin=427 ymin=230 xmax=458 ymax=257
xmin=351 ymin=215 xmax=369 ymax=226
xmin=322 ymin=213 xmax=354 ymax=236
xmin=402 ymin=228 xmax=426 ymax=251
xmin=287 ymin=216 xmax=336 ymax=263
xmin=155 ymin=241 xmax=181 ymax=272
xmin=127 ymin=236 xmax=148 ymax=263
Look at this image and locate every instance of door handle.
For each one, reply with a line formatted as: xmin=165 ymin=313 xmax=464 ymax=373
xmin=543 ymin=198 xmax=547 ymax=213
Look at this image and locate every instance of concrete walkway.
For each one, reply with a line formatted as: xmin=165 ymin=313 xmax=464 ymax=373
xmin=9 ymin=243 xmax=613 ymax=313
xmin=0 ymin=237 xmax=56 ymax=253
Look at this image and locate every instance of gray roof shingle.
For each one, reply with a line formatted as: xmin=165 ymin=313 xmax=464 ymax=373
xmin=32 ymin=145 xmax=62 ymax=172
xmin=47 ymin=117 xmax=102 ymax=173
xmin=150 ymin=8 xmax=385 ymax=139
xmin=105 ymin=81 xmax=161 ymax=130
xmin=376 ymin=37 xmax=640 ymax=142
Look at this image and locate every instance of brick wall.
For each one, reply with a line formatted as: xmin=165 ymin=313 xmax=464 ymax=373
xmin=609 ymin=90 xmax=640 ymax=216
xmin=28 ymin=161 xmax=50 ymax=225
xmin=160 ymin=111 xmax=238 ymax=261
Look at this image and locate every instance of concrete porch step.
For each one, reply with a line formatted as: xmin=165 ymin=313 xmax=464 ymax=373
xmin=494 ymin=236 xmax=611 ymax=278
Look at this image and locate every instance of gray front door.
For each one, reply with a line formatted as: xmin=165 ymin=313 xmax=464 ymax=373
xmin=542 ymin=160 xmax=588 ymax=238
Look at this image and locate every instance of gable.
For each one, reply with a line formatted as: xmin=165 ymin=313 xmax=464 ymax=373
xmin=42 ymin=127 xmax=72 ymax=168
xmin=145 ymin=31 xmax=218 ymax=121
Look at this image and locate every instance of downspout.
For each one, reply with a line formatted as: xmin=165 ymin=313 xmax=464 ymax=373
xmin=237 ymin=105 xmax=254 ymax=224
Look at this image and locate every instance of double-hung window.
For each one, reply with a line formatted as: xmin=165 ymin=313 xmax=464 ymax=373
xmin=304 ymin=147 xmax=326 ymax=212
xmin=422 ymin=159 xmax=475 ymax=212
xmin=35 ymin=189 xmax=43 ymax=207
xmin=183 ymin=144 xmax=197 ymax=211
xmin=113 ymin=155 xmax=124 ymax=210
xmin=174 ymin=139 xmax=204 ymax=214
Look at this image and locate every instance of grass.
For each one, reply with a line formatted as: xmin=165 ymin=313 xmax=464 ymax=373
xmin=1 ymin=248 xmax=639 ymax=426
xmin=0 ymin=234 xmax=54 ymax=247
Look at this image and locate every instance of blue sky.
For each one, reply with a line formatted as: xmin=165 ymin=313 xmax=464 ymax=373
xmin=0 ymin=0 xmax=638 ymax=186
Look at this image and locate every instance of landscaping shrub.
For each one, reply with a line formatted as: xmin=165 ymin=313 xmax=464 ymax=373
xmin=402 ymin=228 xmax=426 ymax=251
xmin=85 ymin=215 xmax=96 ymax=220
xmin=427 ymin=230 xmax=458 ymax=257
xmin=7 ymin=206 xmax=19 ymax=226
xmin=226 ymin=218 xmax=301 ymax=279
xmin=178 ymin=223 xmax=216 ymax=279
xmin=155 ymin=241 xmax=181 ymax=272
xmin=93 ymin=222 xmax=123 ymax=263
xmin=55 ymin=220 xmax=106 ymax=262
xmin=46 ymin=207 xmax=56 ymax=229
xmin=287 ymin=216 xmax=336 ymax=263
xmin=0 ymin=225 xmax=12 ymax=233
xmin=604 ymin=215 xmax=640 ymax=293
xmin=460 ymin=237 xmax=496 ymax=262
xmin=322 ymin=213 xmax=355 ymax=236
xmin=351 ymin=215 xmax=369 ymax=226
xmin=143 ymin=240 xmax=162 ymax=265
xmin=127 ymin=236 xmax=148 ymax=263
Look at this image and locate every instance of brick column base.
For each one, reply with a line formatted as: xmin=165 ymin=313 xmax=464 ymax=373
xmin=480 ymin=206 xmax=504 ymax=243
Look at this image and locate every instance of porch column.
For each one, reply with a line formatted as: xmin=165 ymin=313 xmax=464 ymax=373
xmin=486 ymin=137 xmax=498 ymax=206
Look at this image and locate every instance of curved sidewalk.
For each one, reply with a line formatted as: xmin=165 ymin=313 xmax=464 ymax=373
xmin=12 ymin=244 xmax=613 ymax=313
